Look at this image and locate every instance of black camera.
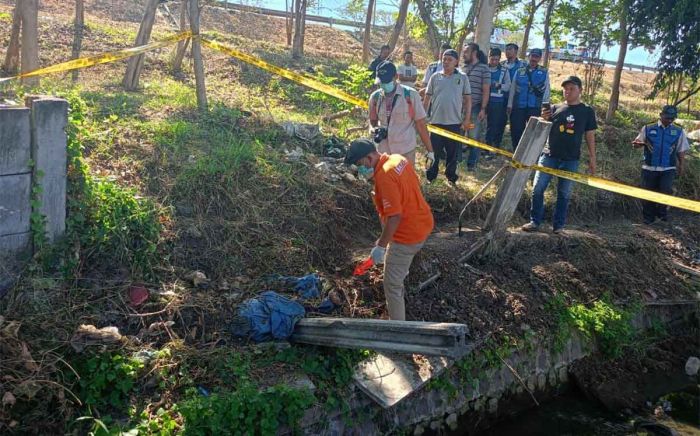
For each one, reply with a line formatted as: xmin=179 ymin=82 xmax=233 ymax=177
xmin=373 ymin=127 xmax=388 ymax=144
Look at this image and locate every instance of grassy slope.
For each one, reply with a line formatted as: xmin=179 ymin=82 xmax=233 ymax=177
xmin=0 ymin=1 xmax=698 ymax=434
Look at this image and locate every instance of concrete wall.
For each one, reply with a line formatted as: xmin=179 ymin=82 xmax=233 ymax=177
xmin=300 ymin=302 xmax=698 ymax=435
xmin=0 ymin=97 xmax=67 ymax=293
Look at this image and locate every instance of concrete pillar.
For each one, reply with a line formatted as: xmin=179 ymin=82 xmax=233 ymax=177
xmin=25 ymin=96 xmax=68 ymax=243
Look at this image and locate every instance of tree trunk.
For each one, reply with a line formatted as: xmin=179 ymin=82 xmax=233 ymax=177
xmin=285 ymin=0 xmax=294 ymax=46
xmin=415 ymin=0 xmax=441 ymax=55
xmin=521 ymin=0 xmax=539 ymax=58
xmin=71 ymin=0 xmax=84 ymax=82
xmin=19 ymin=0 xmax=39 ymax=87
xmin=3 ymin=2 xmax=21 ymax=75
xmin=362 ymin=0 xmax=376 ymax=63
xmin=605 ymin=6 xmax=629 ymax=122
xmin=387 ymin=0 xmax=409 ymax=52
xmin=456 ymin=0 xmax=478 ymax=50
xmin=542 ymin=0 xmax=555 ymax=68
xmin=475 ymin=0 xmax=499 ymax=51
xmin=123 ymin=0 xmax=159 ymax=90
xmin=291 ymin=0 xmax=307 ymax=59
xmin=189 ymin=0 xmax=207 ymax=111
xmin=172 ymin=0 xmax=189 ymax=74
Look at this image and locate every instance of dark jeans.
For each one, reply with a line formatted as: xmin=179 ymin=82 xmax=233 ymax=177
xmin=641 ymin=169 xmax=676 ymax=222
xmin=530 ymin=154 xmax=580 ymax=230
xmin=510 ymin=107 xmax=540 ymax=151
xmin=426 ymin=123 xmax=461 ymax=183
xmin=486 ymin=101 xmax=506 ymax=149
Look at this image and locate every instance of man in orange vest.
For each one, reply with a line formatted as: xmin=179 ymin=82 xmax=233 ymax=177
xmin=345 ymin=139 xmax=435 ymax=321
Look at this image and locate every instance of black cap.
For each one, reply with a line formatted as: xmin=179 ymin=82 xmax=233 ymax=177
xmin=529 ymin=48 xmax=543 ymax=57
xmin=561 ymin=75 xmax=583 ymax=88
xmin=344 ymin=139 xmax=376 ymax=166
xmin=443 ymin=49 xmax=459 ymax=60
xmin=661 ymin=105 xmax=678 ymax=119
xmin=375 ymin=61 xmax=397 ymax=84
xmin=489 ymin=48 xmax=502 ymax=57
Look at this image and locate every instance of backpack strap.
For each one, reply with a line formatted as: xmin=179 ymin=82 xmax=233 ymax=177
xmin=403 ymin=86 xmax=415 ymax=121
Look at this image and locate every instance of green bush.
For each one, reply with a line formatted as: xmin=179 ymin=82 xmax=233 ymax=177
xmin=568 ymin=299 xmax=636 ymax=358
xmin=71 ymin=352 xmax=144 ymax=412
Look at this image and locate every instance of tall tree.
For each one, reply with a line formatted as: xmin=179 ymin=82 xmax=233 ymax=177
xmin=291 ymin=0 xmax=307 ymax=59
xmin=630 ymin=0 xmax=700 ymax=106
xmin=71 ymin=0 xmax=84 ymax=82
xmin=605 ymin=0 xmax=629 ymax=121
xmin=415 ymin=0 xmax=442 ymax=55
xmin=541 ymin=0 xmax=555 ymax=67
xmin=386 ymin=0 xmax=410 ymax=52
xmin=123 ymin=0 xmax=159 ymax=90
xmin=521 ymin=0 xmax=545 ymax=57
xmin=362 ymin=0 xmax=376 ymax=63
xmin=171 ymin=0 xmax=189 ymax=75
xmin=19 ymin=0 xmax=39 ymax=86
xmin=189 ymin=0 xmax=207 ymax=111
xmin=3 ymin=2 xmax=21 ymax=75
xmin=285 ymin=0 xmax=294 ymax=46
xmin=475 ymin=0 xmax=499 ymax=51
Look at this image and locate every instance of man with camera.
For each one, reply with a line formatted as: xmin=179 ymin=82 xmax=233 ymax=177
xmin=507 ymin=48 xmax=550 ymax=148
xmin=521 ymin=76 xmax=597 ymax=234
xmin=369 ymin=61 xmax=434 ymax=166
xmin=422 ymin=49 xmax=472 ymax=186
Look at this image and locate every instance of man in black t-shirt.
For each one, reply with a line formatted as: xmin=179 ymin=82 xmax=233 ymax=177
xmin=522 ymin=76 xmax=597 ymax=234
xmin=368 ymin=45 xmax=392 ymax=80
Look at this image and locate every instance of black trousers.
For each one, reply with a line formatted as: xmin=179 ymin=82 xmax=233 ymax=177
xmin=510 ymin=107 xmax=540 ymax=150
xmin=641 ymin=169 xmax=676 ymax=221
xmin=426 ymin=123 xmax=462 ymax=183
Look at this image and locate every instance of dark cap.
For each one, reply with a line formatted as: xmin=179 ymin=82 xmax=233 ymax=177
xmin=375 ymin=61 xmax=397 ymax=84
xmin=344 ymin=139 xmax=376 ymax=166
xmin=529 ymin=48 xmax=543 ymax=57
xmin=404 ymin=50 xmax=413 ymax=56
xmin=442 ymin=49 xmax=459 ymax=60
xmin=661 ymin=105 xmax=678 ymax=119
xmin=505 ymin=43 xmax=519 ymax=50
xmin=561 ymin=75 xmax=582 ymax=88
xmin=489 ymin=48 xmax=502 ymax=57
xmin=440 ymin=43 xmax=452 ymax=50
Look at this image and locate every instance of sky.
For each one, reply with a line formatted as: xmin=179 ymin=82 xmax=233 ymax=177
xmin=233 ymin=0 xmax=659 ymax=66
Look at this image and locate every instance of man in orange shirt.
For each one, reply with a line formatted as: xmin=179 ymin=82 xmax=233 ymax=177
xmin=345 ymin=139 xmax=434 ymax=320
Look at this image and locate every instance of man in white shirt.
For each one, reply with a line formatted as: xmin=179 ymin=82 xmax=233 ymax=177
xmin=397 ymin=51 xmax=418 ymax=88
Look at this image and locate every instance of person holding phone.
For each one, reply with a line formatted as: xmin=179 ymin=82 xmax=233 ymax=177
xmin=522 ymin=76 xmax=597 ymax=234
xmin=632 ymin=105 xmax=689 ymax=224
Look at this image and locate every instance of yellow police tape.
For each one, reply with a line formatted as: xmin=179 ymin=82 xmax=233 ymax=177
xmin=200 ymin=38 xmax=368 ymax=109
xmin=200 ymin=37 xmax=700 ymax=214
xmin=0 ymin=31 xmax=192 ymax=84
xmin=1 ymin=33 xmax=696 ymax=213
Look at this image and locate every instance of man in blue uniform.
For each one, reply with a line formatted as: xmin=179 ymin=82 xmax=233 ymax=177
xmin=501 ymin=43 xmax=525 ymax=150
xmin=507 ymin=48 xmax=550 ymax=149
xmin=486 ymin=48 xmax=511 ymax=151
xmin=632 ymin=105 xmax=690 ymax=224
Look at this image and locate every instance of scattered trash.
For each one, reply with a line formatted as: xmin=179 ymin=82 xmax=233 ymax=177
xmin=70 ymin=325 xmax=123 ymax=353
xmin=316 ymin=297 xmax=336 ymax=314
xmin=128 ymin=284 xmax=149 ymax=307
xmin=284 ymin=146 xmax=305 ymax=161
xmin=271 ymin=273 xmax=321 ymax=299
xmin=186 ymin=271 xmax=209 ymax=289
xmin=197 ymin=386 xmax=210 ymax=397
xmin=2 ymin=391 xmax=16 ymax=407
xmin=132 ymin=349 xmax=157 ymax=365
xmin=281 ymin=122 xmax=320 ymax=142
xmin=685 ymin=356 xmax=699 ymax=376
xmin=323 ymin=136 xmax=347 ymax=158
xmin=230 ymin=291 xmax=305 ymax=342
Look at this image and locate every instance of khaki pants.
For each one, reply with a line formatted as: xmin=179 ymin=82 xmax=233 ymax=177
xmin=383 ymin=240 xmax=425 ymax=320
xmin=401 ymin=149 xmax=416 ymax=165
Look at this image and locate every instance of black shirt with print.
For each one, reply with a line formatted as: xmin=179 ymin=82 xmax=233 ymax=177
xmin=547 ymin=103 xmax=597 ymax=160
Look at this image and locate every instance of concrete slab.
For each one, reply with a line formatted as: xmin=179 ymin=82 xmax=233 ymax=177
xmin=353 ymin=352 xmax=453 ymax=408
xmin=0 ymin=173 xmax=31 ymax=235
xmin=0 ymin=107 xmax=31 ymax=175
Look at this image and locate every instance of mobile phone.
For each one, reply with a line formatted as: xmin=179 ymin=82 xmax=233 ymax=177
xmin=542 ymin=102 xmax=551 ymax=112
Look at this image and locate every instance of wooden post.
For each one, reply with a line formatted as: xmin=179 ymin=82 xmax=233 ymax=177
xmin=123 ymin=0 xmax=159 ymax=90
xmin=189 ymin=0 xmax=207 ymax=112
xmin=483 ymin=117 xmax=552 ymax=240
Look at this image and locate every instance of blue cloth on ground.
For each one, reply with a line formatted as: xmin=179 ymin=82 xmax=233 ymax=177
xmin=233 ymin=291 xmax=306 ymax=342
xmin=316 ymin=297 xmax=336 ymax=314
xmin=270 ymin=273 xmax=321 ymax=299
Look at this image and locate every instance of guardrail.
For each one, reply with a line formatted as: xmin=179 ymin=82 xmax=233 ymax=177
xmin=550 ymin=52 xmax=658 ymax=73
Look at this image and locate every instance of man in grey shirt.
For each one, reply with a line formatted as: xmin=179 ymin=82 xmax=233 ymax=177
xmin=461 ymin=42 xmax=491 ymax=170
xmin=422 ymin=49 xmax=472 ymax=185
